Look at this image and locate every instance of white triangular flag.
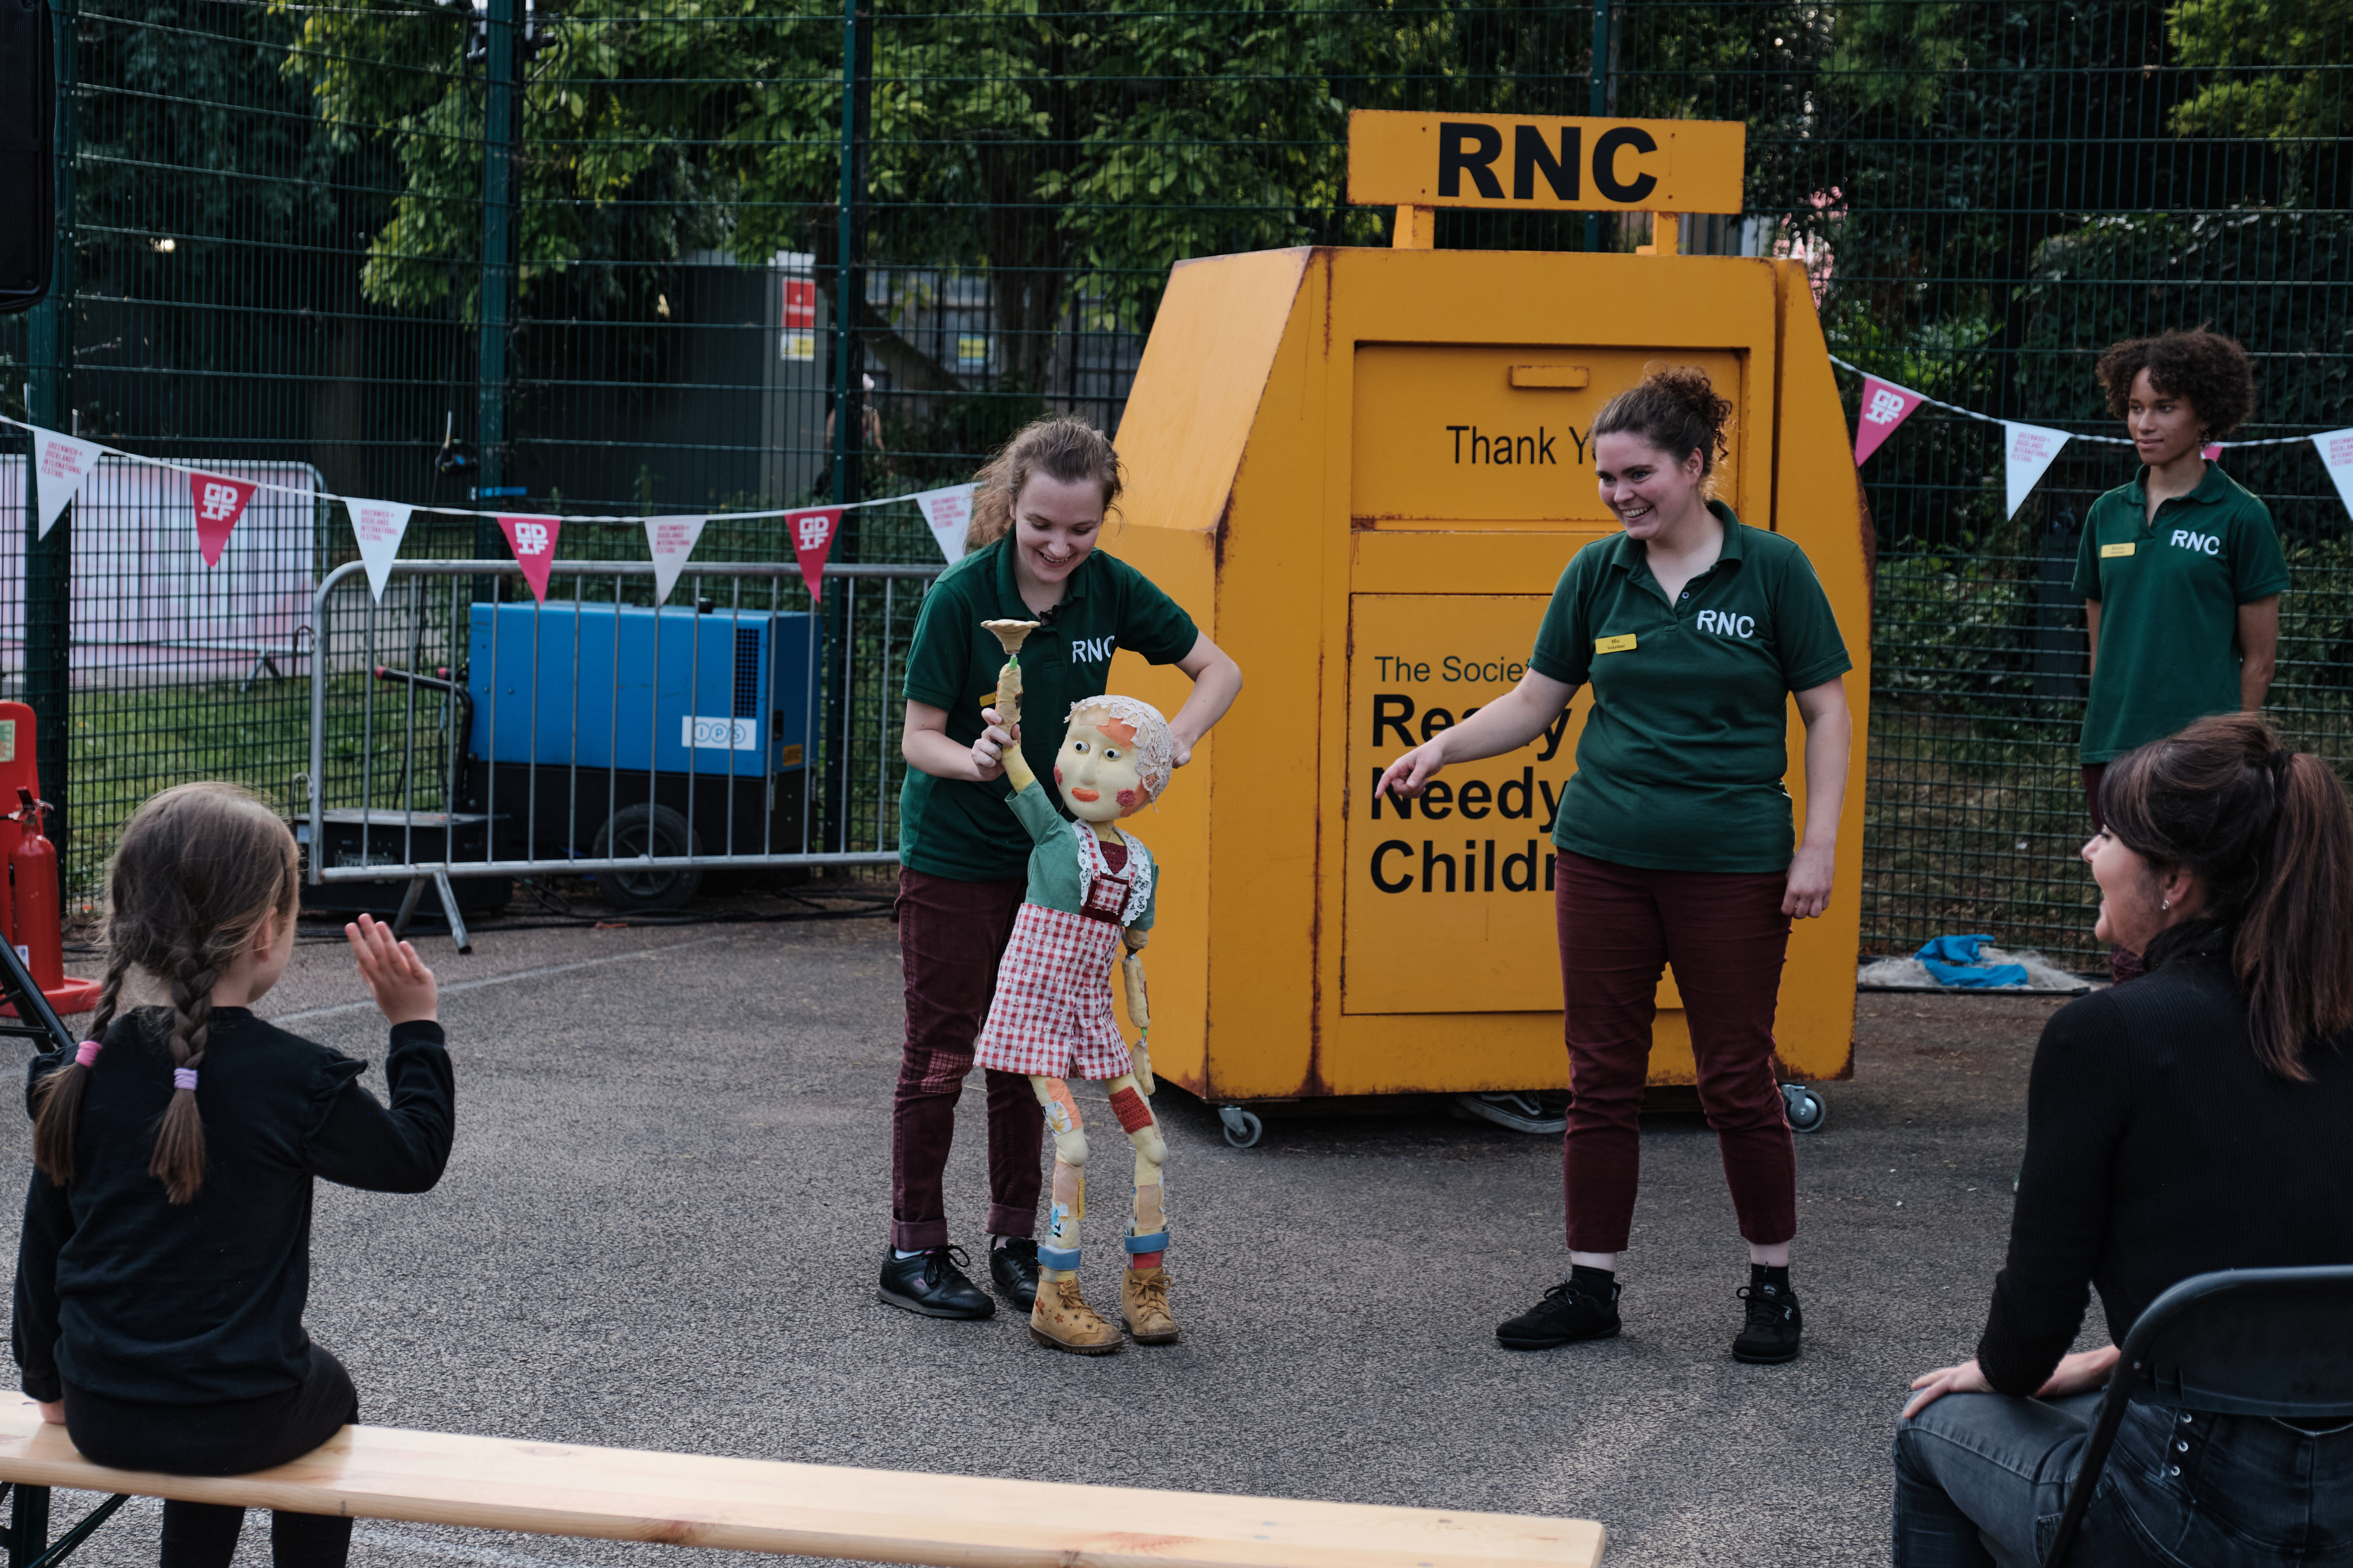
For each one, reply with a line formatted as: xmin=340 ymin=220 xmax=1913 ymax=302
xmin=31 ymin=427 xmax=103 ymax=538
xmin=345 ymin=499 xmax=413 ymax=602
xmin=2003 ymin=423 xmax=2070 ymax=519
xmin=912 ymin=483 xmax=979 ymax=563
xmin=2312 ymin=430 xmax=2353 ymax=525
xmin=645 ymin=514 xmax=709 ymax=605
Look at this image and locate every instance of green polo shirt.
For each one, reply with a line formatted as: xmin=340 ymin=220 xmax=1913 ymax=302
xmin=2071 ymin=465 xmax=2288 ymax=764
xmin=1528 ymin=504 xmax=1853 ymax=873
xmin=899 ymin=539 xmax=1199 ymax=882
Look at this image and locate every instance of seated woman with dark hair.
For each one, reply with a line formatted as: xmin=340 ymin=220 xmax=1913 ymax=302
xmin=1894 ymin=712 xmax=2353 ymax=1567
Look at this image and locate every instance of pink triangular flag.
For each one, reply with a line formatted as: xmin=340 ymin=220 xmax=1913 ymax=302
xmin=2201 ymin=442 xmax=2223 ymax=462
xmin=912 ymin=484 xmax=978 ymax=563
xmin=1853 ymin=375 xmax=1924 ymax=464
xmin=31 ymin=428 xmax=103 ymax=538
xmin=498 ymin=513 xmax=563 ymax=602
xmin=644 ymin=515 xmax=709 ymax=605
xmin=787 ymin=506 xmax=843 ymax=604
xmin=345 ymin=499 xmax=413 ymax=602
xmin=189 ymin=470 xmax=258 ymax=566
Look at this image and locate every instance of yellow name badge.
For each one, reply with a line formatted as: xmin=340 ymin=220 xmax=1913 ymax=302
xmin=1595 ymin=634 xmax=1638 ymax=655
xmin=2100 ymin=542 xmax=2136 ymax=558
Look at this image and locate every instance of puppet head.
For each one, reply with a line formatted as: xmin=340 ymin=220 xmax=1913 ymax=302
xmin=1054 ymin=696 xmax=1175 ymax=821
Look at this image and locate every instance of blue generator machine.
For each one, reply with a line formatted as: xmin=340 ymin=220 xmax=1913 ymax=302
xmin=457 ymin=602 xmax=819 ymax=908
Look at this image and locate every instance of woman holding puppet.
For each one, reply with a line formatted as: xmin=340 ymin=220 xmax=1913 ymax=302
xmin=1378 ymin=367 xmax=1852 ymax=1365
xmin=884 ymin=417 xmax=1241 ymax=1324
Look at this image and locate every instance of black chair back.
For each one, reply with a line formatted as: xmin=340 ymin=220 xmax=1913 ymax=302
xmin=2043 ymin=1265 xmax=2353 ymax=1567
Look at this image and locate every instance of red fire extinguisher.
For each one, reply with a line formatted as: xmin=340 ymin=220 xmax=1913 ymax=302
xmin=12 ymin=788 xmax=65 ymax=993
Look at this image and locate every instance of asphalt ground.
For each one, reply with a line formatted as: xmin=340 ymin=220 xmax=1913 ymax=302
xmin=2 ymin=907 xmax=2097 ymax=1568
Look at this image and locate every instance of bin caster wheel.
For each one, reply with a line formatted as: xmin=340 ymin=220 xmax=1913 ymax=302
xmin=1219 ymin=1107 xmax=1263 ymax=1149
xmin=1782 ymin=1083 xmax=1827 ymax=1134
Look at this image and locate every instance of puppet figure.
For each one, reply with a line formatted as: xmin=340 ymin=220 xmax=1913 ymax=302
xmin=972 ymin=674 xmax=1176 ymax=1355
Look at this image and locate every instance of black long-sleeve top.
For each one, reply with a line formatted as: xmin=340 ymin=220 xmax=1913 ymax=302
xmin=12 ymin=1006 xmax=452 ymax=1405
xmin=1976 ymin=926 xmax=2353 ymax=1396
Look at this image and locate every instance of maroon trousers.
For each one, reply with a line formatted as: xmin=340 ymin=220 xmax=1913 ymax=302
xmin=1554 ymin=850 xmax=1798 ymax=1254
xmin=890 ymin=868 xmax=1045 ymax=1251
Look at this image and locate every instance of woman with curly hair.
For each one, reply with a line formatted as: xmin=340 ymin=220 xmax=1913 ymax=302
xmin=2075 ymin=328 xmax=2287 ymax=981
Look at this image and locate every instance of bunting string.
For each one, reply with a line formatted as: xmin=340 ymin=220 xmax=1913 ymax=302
xmin=1826 ymin=355 xmax=2353 ymax=524
xmin=3 ymin=412 xmax=981 ymax=606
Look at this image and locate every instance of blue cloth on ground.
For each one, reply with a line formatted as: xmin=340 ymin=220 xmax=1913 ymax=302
xmin=1915 ymin=934 xmax=2029 ymax=989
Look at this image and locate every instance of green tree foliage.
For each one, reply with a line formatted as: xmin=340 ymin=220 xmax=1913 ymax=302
xmin=2168 ymin=0 xmax=2352 ymax=143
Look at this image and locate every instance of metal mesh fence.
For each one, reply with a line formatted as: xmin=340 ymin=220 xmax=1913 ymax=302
xmin=7 ymin=0 xmax=2350 ymax=963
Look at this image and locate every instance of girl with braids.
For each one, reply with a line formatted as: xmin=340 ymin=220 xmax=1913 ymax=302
xmin=1380 ymin=366 xmax=1854 ymax=1365
xmin=12 ymin=783 xmax=451 ymax=1568
xmin=1898 ymin=713 xmax=2353 ymax=1565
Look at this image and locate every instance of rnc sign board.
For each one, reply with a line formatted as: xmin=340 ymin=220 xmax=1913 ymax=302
xmin=1346 ymin=110 xmax=1744 ymax=215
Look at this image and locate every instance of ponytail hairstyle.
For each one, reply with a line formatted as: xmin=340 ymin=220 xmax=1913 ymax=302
xmin=2099 ymin=713 xmax=2353 ymax=1080
xmin=1590 ymin=365 xmax=1736 ymax=484
xmin=963 ymin=416 xmax=1123 ymax=552
xmin=32 ymin=782 xmax=300 ymax=1200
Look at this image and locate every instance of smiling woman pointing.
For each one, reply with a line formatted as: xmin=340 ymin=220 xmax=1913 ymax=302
xmin=1378 ymin=367 xmax=1851 ymax=1366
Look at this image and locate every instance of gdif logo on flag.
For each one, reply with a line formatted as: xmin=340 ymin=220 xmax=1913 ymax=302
xmin=498 ymin=514 xmax=564 ymax=602
xmin=188 ymin=471 xmax=258 ymax=566
xmin=786 ymin=506 xmax=844 ymax=603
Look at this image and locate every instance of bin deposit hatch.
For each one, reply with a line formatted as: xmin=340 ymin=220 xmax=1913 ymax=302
xmin=1102 ymin=113 xmax=1870 ymax=1110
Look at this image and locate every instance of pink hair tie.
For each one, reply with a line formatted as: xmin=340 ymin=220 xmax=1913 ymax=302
xmin=73 ymin=1040 xmax=100 ymax=1068
xmin=172 ymin=1068 xmax=198 ymax=1093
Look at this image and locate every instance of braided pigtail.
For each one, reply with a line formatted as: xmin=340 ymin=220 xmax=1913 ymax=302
xmin=57 ymin=781 xmax=300 ymax=1204
xmin=30 ymin=948 xmax=131 ymax=1186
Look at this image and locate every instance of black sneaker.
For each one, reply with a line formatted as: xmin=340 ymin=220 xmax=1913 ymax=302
xmin=878 ymin=1246 xmax=995 ymax=1320
xmin=1496 ymin=1275 xmax=1621 ymax=1350
xmin=989 ymin=1237 xmax=1040 ymax=1312
xmin=1732 ymin=1277 xmax=1802 ymax=1364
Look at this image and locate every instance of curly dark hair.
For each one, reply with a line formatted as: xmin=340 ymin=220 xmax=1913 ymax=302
xmin=2095 ymin=328 xmax=2255 ymax=438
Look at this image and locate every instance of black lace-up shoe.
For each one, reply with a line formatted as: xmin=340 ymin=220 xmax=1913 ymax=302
xmin=878 ymin=1246 xmax=995 ymax=1320
xmin=1732 ymin=1276 xmax=1802 ymax=1364
xmin=989 ymin=1237 xmax=1040 ymax=1312
xmin=1496 ymin=1274 xmax=1621 ymax=1350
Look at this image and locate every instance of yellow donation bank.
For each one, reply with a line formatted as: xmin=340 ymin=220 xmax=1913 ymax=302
xmin=1105 ymin=110 xmax=1870 ymax=1145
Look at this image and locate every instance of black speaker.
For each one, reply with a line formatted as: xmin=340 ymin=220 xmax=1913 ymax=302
xmin=0 ymin=0 xmax=55 ymax=316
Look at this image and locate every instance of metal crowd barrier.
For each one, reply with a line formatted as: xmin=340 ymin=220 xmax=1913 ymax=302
xmin=300 ymin=558 xmax=940 ymax=947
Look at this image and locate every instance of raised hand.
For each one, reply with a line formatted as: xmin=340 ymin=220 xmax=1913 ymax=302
xmin=345 ymin=913 xmax=439 ymax=1026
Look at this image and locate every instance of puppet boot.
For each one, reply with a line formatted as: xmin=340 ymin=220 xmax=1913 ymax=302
xmin=1120 ymin=1264 xmax=1180 ymax=1345
xmin=1030 ymin=1276 xmax=1123 ymax=1355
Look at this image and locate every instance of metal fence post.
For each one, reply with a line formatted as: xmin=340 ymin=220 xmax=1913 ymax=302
xmin=825 ymin=0 xmax=870 ymax=852
xmin=477 ymin=0 xmax=520 ymax=567
xmin=23 ymin=0 xmax=75 ymax=873
xmin=1584 ymin=0 xmax=1607 ymax=253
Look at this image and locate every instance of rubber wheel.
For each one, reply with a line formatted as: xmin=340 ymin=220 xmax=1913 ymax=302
xmin=591 ymin=804 xmax=704 ymax=912
xmin=1220 ymin=1109 xmax=1264 ymax=1149
xmin=1782 ymin=1084 xmax=1827 ymax=1134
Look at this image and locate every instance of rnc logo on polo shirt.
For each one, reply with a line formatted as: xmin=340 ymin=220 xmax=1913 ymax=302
xmin=1694 ymin=610 xmax=1756 ymax=638
xmin=2170 ymin=529 xmax=2221 ymax=556
xmin=1070 ymin=634 xmax=1118 ymax=665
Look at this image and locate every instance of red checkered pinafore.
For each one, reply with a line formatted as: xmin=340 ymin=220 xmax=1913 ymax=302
xmin=973 ymin=827 xmax=1145 ymax=1080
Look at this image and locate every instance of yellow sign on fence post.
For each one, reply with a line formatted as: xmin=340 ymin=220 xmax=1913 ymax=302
xmin=1103 ymin=123 xmax=1867 ymax=1122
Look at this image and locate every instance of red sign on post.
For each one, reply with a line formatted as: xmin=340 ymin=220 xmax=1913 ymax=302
xmin=189 ymin=471 xmax=258 ymax=566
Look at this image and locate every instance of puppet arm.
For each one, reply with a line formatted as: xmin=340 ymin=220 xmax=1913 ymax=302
xmin=1119 ymin=928 xmax=1153 ymax=1094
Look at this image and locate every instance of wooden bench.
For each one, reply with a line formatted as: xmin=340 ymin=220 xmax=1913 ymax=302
xmin=0 ymin=1398 xmax=1604 ymax=1568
